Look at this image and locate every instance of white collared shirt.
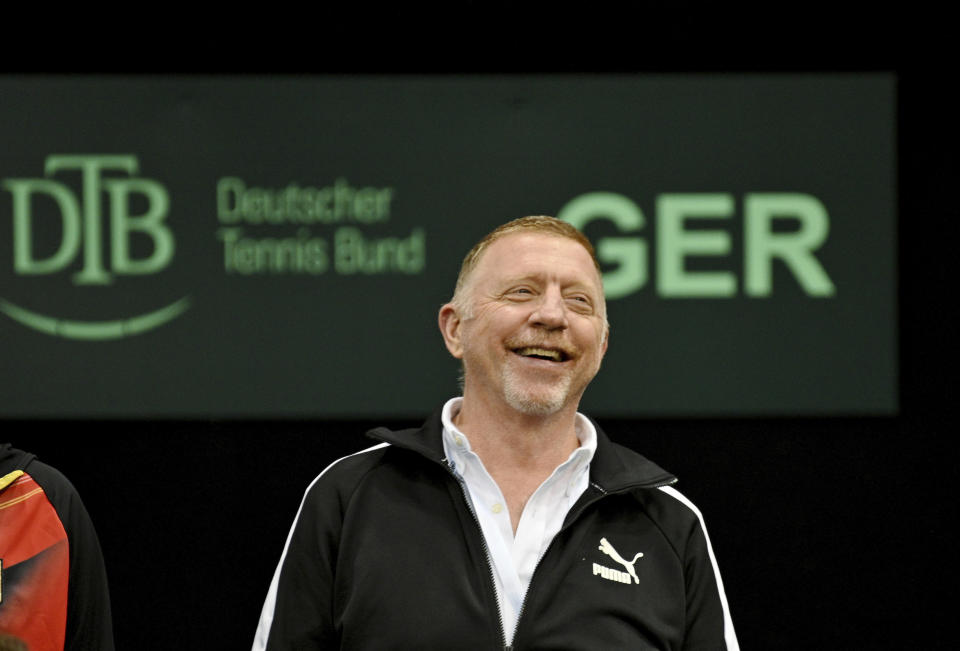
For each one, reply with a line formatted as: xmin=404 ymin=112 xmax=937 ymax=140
xmin=440 ymin=397 xmax=596 ymax=645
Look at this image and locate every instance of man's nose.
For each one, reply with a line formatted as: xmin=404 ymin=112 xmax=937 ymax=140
xmin=529 ymin=288 xmax=568 ymax=330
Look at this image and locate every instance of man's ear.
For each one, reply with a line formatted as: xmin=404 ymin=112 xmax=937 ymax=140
xmin=438 ymin=303 xmax=464 ymax=359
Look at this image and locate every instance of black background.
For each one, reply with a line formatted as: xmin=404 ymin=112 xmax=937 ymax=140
xmin=3 ymin=4 xmax=953 ymax=650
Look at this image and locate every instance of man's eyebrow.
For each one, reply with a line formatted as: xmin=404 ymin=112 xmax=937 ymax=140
xmin=504 ymin=273 xmax=541 ymax=283
xmin=499 ymin=274 xmax=599 ymax=293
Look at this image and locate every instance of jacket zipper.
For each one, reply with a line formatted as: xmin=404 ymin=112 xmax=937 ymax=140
xmin=443 ymin=459 xmax=511 ymax=650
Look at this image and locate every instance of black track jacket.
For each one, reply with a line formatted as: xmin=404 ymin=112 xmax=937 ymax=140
xmin=253 ymin=412 xmax=738 ymax=650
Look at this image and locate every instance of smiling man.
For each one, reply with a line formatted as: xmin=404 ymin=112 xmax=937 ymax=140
xmin=253 ymin=216 xmax=739 ymax=650
xmin=443 ymin=229 xmax=608 ymax=419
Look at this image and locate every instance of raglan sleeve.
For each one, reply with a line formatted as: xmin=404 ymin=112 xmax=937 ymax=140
xmin=252 ymin=469 xmax=348 ymax=651
xmin=674 ymin=494 xmax=739 ymax=651
xmin=30 ymin=462 xmax=115 ymax=651
xmin=652 ymin=485 xmax=738 ymax=651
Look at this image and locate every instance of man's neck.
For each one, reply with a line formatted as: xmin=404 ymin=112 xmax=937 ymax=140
xmin=453 ymin=394 xmax=580 ymax=479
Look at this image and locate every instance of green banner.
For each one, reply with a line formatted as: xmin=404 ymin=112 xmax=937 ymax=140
xmin=0 ymin=74 xmax=895 ymax=417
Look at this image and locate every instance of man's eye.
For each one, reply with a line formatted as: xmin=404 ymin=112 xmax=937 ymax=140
xmin=566 ymin=296 xmax=594 ymax=311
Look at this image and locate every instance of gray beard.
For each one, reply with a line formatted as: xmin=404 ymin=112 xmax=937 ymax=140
xmin=501 ymin=364 xmax=573 ymax=416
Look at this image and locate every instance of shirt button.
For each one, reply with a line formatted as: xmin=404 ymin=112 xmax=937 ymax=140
xmin=454 ymin=435 xmax=464 ymax=446
xmin=491 ymin=503 xmax=504 ymax=514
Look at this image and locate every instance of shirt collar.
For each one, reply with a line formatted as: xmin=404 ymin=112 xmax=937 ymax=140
xmin=440 ymin=397 xmax=597 ymax=473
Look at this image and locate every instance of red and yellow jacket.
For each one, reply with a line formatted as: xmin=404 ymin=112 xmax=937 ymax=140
xmin=0 ymin=444 xmax=113 ymax=651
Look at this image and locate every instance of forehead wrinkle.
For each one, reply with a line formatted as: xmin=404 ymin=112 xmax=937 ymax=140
xmin=454 ymin=233 xmax=608 ymax=321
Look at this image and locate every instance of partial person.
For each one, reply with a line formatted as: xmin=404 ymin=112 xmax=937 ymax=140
xmin=1 ymin=444 xmax=114 ymax=651
xmin=253 ymin=216 xmax=738 ymax=650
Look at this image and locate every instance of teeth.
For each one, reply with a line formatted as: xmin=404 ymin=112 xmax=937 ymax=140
xmin=517 ymin=347 xmax=562 ymax=361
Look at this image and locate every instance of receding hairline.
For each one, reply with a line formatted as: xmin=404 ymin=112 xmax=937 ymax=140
xmin=449 ymin=216 xmax=606 ymax=324
xmin=452 ymin=216 xmax=602 ymax=299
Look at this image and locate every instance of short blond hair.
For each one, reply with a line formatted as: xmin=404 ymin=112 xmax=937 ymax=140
xmin=450 ymin=216 xmax=604 ymax=317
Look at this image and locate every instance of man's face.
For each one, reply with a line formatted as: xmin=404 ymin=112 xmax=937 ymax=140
xmin=442 ymin=232 xmax=608 ymax=416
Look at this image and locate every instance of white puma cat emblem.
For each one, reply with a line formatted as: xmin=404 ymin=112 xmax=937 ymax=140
xmin=595 ymin=537 xmax=644 ymax=584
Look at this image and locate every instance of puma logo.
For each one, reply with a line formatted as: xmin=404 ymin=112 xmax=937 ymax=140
xmin=593 ymin=537 xmax=644 ymax=585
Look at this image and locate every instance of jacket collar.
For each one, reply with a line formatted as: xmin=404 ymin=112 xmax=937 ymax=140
xmin=1 ymin=443 xmax=35 ymax=493
xmin=366 ymin=407 xmax=447 ymax=461
xmin=0 ymin=443 xmax=34 ymax=475
xmin=366 ymin=407 xmax=676 ymax=494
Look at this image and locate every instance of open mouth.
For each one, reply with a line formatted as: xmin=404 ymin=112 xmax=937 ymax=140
xmin=513 ymin=346 xmax=570 ymax=362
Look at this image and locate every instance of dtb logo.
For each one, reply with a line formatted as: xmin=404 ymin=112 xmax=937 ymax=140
xmin=1 ymin=155 xmax=189 ymax=339
xmin=3 ymin=155 xmax=172 ymax=283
